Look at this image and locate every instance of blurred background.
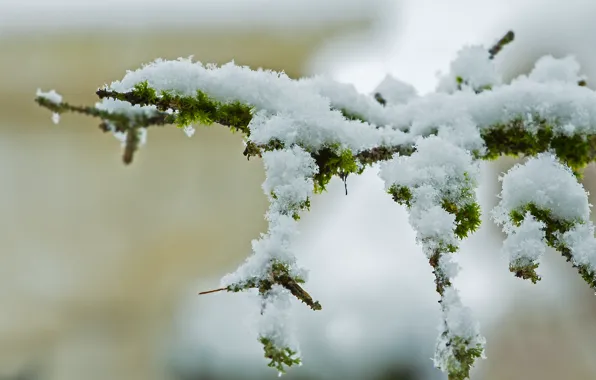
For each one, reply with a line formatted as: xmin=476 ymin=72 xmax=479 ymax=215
xmin=2 ymin=0 xmax=596 ymax=379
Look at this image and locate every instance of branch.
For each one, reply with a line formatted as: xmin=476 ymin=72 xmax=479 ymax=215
xmin=38 ymin=86 xmax=596 ymax=183
xmin=97 ymin=85 xmax=253 ymax=134
xmin=488 ymin=30 xmax=515 ymax=59
xmin=509 ymin=203 xmax=596 ymax=290
xmin=36 ymin=95 xmax=176 ymax=131
xmin=201 ymin=262 xmax=322 ymax=311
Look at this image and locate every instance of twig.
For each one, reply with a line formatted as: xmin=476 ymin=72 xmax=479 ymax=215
xmin=198 ymin=287 xmax=228 ymax=295
xmin=488 ymin=30 xmax=515 ymax=59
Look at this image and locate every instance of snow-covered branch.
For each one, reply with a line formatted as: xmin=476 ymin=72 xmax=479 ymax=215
xmin=492 ymin=153 xmax=596 ymax=288
xmin=34 ymin=31 xmax=596 ymax=380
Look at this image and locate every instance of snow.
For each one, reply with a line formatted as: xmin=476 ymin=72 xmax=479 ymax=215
xmin=218 ymin=146 xmax=321 ymax=362
xmin=379 ymin=135 xmax=478 ymax=205
xmin=298 ymin=75 xmax=397 ymax=127
xmin=436 ymin=45 xmax=501 ymax=93
xmin=528 ymin=55 xmax=586 ymax=85
xmin=183 ymin=126 xmax=195 ymax=138
xmin=221 ymin=146 xmax=317 ymax=286
xmin=95 ymin=55 xmax=596 ymax=156
xmin=35 ymin=89 xmax=62 ymax=104
xmin=492 ymin=153 xmax=596 ymax=281
xmin=434 ymin=287 xmax=486 ymax=369
xmin=101 ymin=58 xmax=410 ymax=152
xmin=560 ymin=223 xmax=596 ymax=270
xmin=492 ymin=153 xmax=590 ymax=225
xmin=373 ymin=74 xmax=418 ymax=105
xmin=378 ymin=134 xmax=485 ymax=371
xmin=258 ymin=285 xmax=298 ymax=351
xmin=501 ymin=213 xmax=547 ymax=270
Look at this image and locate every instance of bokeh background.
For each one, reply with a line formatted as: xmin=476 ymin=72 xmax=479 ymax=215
xmin=2 ymin=0 xmax=596 ymax=379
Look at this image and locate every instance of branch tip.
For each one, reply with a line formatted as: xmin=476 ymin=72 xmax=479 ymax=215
xmin=198 ymin=287 xmax=228 ymax=295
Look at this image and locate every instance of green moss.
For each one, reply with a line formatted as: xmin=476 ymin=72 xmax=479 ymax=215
xmin=270 ymin=191 xmax=311 ymax=221
xmin=481 ymin=117 xmax=553 ymax=159
xmin=388 ymin=185 xmax=413 ymax=208
xmin=157 ymin=89 xmax=253 ymax=133
xmin=387 ymin=182 xmax=481 ymax=240
xmin=550 ymin=133 xmax=593 ymax=174
xmin=259 ymin=336 xmax=301 ymax=374
xmin=291 ymin=198 xmax=311 ymax=221
xmin=126 ymin=81 xmax=254 ymax=133
xmin=132 ymin=81 xmax=158 ymax=104
xmin=445 ymin=336 xmax=485 ymax=380
xmin=311 ymin=144 xmax=361 ymax=193
xmin=441 ymin=200 xmax=482 ymax=239
xmin=481 ymin=117 xmax=593 ymax=175
xmin=509 ymin=203 xmax=577 ymax=234
xmin=509 ymin=259 xmax=541 ymax=284
xmin=508 ymin=203 xmax=596 ymax=288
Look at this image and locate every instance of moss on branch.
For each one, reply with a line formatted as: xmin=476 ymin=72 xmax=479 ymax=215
xmin=97 ymin=82 xmax=254 ymax=133
xmin=509 ymin=203 xmax=596 ymax=289
xmin=39 ymin=80 xmax=596 ymax=176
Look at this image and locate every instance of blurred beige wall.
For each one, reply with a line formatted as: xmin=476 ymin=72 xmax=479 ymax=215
xmin=0 ymin=23 xmax=370 ymax=380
